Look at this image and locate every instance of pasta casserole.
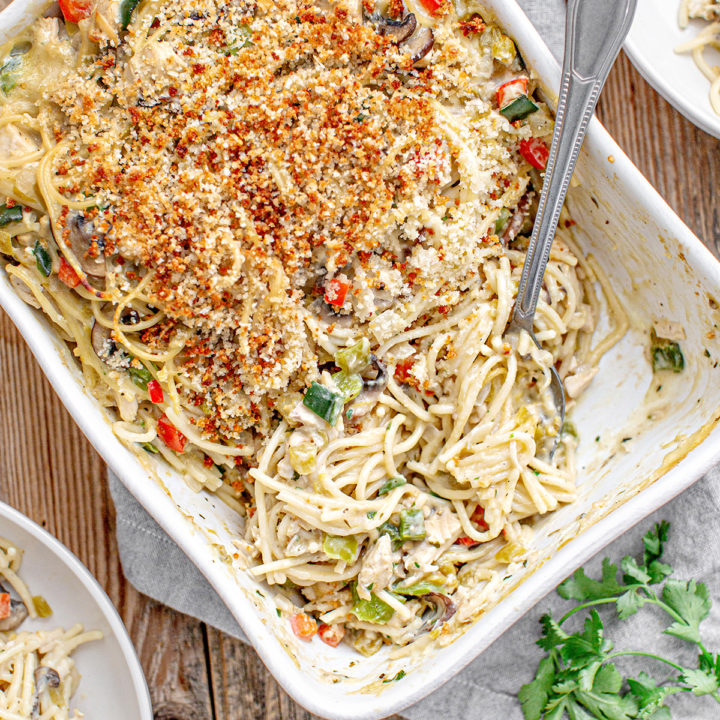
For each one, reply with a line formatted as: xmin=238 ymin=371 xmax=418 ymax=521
xmin=0 ymin=0 xmax=625 ymax=653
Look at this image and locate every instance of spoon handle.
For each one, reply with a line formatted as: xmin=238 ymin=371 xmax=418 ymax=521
xmin=511 ymin=0 xmax=637 ymax=332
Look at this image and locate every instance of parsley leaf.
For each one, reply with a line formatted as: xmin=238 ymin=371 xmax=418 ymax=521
xmin=626 ymin=672 xmax=674 ymax=717
xmin=537 ymin=613 xmax=570 ymax=652
xmin=558 ymin=558 xmax=625 ymax=603
xmin=519 ymin=657 xmax=556 ymax=720
xmin=517 ymin=521 xmax=720 ymax=719
xmin=662 ymin=579 xmax=711 ymax=644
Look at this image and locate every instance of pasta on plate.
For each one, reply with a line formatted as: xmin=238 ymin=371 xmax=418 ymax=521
xmin=0 ymin=0 xmax=625 ymax=653
xmin=676 ymin=0 xmax=720 ymax=114
xmin=0 ymin=537 xmax=101 ymax=719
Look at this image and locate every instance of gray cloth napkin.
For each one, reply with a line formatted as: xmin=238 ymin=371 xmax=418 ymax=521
xmin=108 ymin=2 xmax=720 ymax=717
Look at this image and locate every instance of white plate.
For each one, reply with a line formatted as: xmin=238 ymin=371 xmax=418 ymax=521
xmin=1 ymin=1 xmax=720 ymax=719
xmin=0 ymin=501 xmax=152 ymax=719
xmin=625 ymin=0 xmax=720 ymax=139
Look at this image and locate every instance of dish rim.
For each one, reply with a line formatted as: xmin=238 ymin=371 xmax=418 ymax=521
xmin=0 ymin=499 xmax=153 ymax=719
xmin=624 ymin=2 xmax=720 ymax=140
xmin=0 ymin=0 xmax=720 ymax=717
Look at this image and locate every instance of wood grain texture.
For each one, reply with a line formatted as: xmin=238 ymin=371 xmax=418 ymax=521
xmin=0 ymin=46 xmax=718 ymax=720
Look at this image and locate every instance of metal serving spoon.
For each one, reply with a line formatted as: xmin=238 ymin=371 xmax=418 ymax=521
xmin=506 ymin=0 xmax=638 ymax=443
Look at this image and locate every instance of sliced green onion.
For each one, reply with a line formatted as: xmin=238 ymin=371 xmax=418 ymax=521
xmin=332 ymin=370 xmax=363 ymax=402
xmin=499 ymin=95 xmax=538 ymax=123
xmin=392 ymin=580 xmax=444 ymax=597
xmin=128 ymin=364 xmax=153 ymax=390
xmin=378 ymin=476 xmax=406 ymax=496
xmin=560 ymin=420 xmax=578 ymax=438
xmin=303 ymin=382 xmax=344 ymax=425
xmin=0 ymin=204 xmax=22 ymax=226
xmin=32 ymin=595 xmax=52 ymax=618
xmin=490 ymin=27 xmax=516 ymax=64
xmin=32 ymin=241 xmax=51 ymax=277
xmin=225 ymin=23 xmax=253 ymax=54
xmin=651 ymin=343 xmax=685 ymax=373
xmin=398 ymin=508 xmax=426 ymax=542
xmin=335 ymin=338 xmax=371 ymax=374
xmin=120 ymin=0 xmax=142 ymax=29
xmin=495 ymin=208 xmax=511 ymax=235
xmin=140 ymin=442 xmax=159 ymax=454
xmin=0 ymin=55 xmax=22 ymax=95
xmin=350 ymin=583 xmax=395 ymax=623
xmin=322 ymin=534 xmax=357 ymax=564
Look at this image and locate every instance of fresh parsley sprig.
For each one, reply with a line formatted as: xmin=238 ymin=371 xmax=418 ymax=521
xmin=519 ymin=522 xmax=720 ymax=719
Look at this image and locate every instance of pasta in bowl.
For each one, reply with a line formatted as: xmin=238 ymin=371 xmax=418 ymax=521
xmin=0 ymin=0 xmax=626 ymax=654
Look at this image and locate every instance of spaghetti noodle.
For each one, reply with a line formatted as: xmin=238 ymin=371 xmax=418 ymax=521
xmin=0 ymin=0 xmax=626 ymax=653
xmin=677 ymin=0 xmax=720 ymax=114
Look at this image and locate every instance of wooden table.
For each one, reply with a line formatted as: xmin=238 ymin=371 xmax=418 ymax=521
xmin=0 ymin=53 xmax=718 ymax=720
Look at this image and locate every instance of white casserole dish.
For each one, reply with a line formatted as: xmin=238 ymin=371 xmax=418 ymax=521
xmin=2 ymin=0 xmax=720 ymax=718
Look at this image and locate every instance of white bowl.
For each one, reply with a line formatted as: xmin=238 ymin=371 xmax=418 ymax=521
xmin=1 ymin=1 xmax=720 ymax=718
xmin=625 ymin=0 xmax=720 ymax=139
xmin=0 ymin=501 xmax=152 ymax=718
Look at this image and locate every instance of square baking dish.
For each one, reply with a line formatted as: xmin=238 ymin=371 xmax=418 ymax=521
xmin=1 ymin=0 xmax=719 ymax=718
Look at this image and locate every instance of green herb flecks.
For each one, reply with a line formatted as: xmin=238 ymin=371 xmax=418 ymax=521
xmin=32 ymin=240 xmax=51 ymax=277
xmin=120 ymin=0 xmax=142 ymax=30
xmin=519 ymin=521 xmax=720 ymax=720
xmin=382 ymin=669 xmax=406 ymax=683
xmin=0 ymin=203 xmax=22 ymax=226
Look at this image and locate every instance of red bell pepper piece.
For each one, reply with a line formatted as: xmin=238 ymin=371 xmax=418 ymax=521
xmin=290 ymin=613 xmax=317 ymax=641
xmin=58 ymin=0 xmax=94 ymax=22
xmin=58 ymin=257 xmax=81 ymax=288
xmin=519 ymin=137 xmax=549 ymax=169
xmin=496 ymin=77 xmax=529 ymax=110
xmin=324 ymin=278 xmax=350 ymax=308
xmin=157 ymin=415 xmax=187 ymax=453
xmin=318 ymin=622 xmax=345 ymax=647
xmin=147 ymin=380 xmax=164 ymax=404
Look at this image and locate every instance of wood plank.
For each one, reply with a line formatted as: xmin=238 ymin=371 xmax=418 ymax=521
xmin=0 ymin=311 xmax=214 ymax=719
xmin=598 ymin=54 xmax=720 ymax=259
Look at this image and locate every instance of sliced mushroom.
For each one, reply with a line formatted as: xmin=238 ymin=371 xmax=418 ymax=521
xmin=137 ymin=94 xmax=161 ymax=108
xmin=67 ymin=211 xmax=106 ymax=278
xmin=502 ymin=191 xmax=534 ymax=244
xmin=309 ymin=297 xmax=353 ymax=329
xmin=0 ymin=583 xmax=28 ymax=631
xmin=120 ymin=307 xmax=141 ymax=325
xmin=419 ymin=592 xmax=456 ymax=632
xmin=370 ymin=12 xmax=417 ymax=43
xmin=91 ymin=320 xmax=128 ymax=366
xmin=346 ymin=355 xmax=388 ymax=419
xmin=401 ymin=26 xmax=434 ymax=64
xmin=31 ymin=667 xmax=60 ymax=719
